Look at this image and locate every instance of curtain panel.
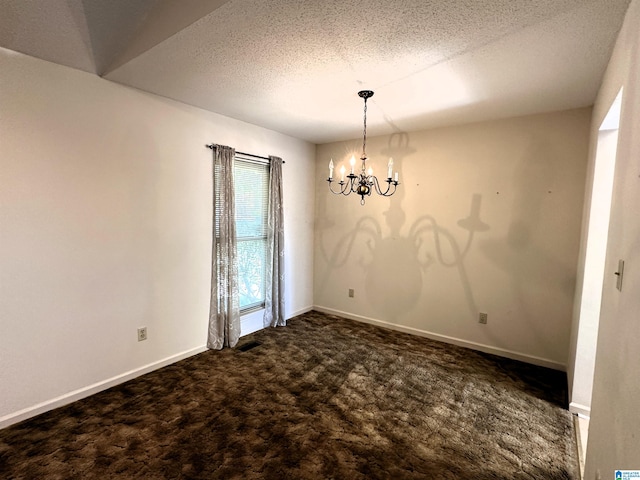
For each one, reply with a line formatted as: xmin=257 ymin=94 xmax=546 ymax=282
xmin=208 ymin=144 xmax=241 ymax=349
xmin=263 ymin=156 xmax=285 ymax=328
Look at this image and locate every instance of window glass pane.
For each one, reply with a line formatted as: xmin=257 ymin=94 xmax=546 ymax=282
xmin=237 ymin=238 xmax=267 ymax=309
xmin=235 ymin=158 xmax=269 ymax=311
xmin=213 ymin=156 xmax=269 ymax=312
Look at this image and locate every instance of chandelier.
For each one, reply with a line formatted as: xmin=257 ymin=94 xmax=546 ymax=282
xmin=327 ymin=90 xmax=400 ymax=205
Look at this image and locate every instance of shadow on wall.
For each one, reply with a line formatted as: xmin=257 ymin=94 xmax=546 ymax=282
xmin=317 ymin=131 xmax=490 ymax=321
xmin=479 ymin=137 xmax=575 ymax=359
xmin=365 ymin=195 xmax=490 ymax=320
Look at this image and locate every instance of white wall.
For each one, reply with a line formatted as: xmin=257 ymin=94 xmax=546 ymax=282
xmin=314 ymin=109 xmax=591 ymax=369
xmin=584 ymin=0 xmax=640 ymax=477
xmin=0 ymin=48 xmax=315 ymax=427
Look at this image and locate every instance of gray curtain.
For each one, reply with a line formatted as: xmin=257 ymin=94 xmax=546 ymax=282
xmin=208 ymin=144 xmax=241 ymax=349
xmin=263 ymin=156 xmax=285 ymax=327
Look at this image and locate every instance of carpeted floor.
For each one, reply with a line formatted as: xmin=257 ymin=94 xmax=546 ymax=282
xmin=0 ymin=311 xmax=578 ymax=479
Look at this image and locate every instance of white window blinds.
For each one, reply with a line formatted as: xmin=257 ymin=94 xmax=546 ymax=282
xmin=215 ymin=156 xmax=269 ymax=311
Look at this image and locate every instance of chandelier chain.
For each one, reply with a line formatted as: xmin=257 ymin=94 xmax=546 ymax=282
xmin=362 ymin=97 xmax=367 ymax=160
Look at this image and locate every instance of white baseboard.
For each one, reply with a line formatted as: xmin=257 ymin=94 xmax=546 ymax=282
xmin=0 ymin=346 xmax=208 ymax=430
xmin=289 ymin=305 xmax=314 ymax=318
xmin=314 ymin=306 xmax=567 ymax=371
xmin=2 ymin=306 xmax=565 ymax=430
xmin=569 ymin=402 xmax=591 ymax=419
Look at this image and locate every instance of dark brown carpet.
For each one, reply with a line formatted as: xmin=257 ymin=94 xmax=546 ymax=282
xmin=0 ymin=311 xmax=578 ymax=479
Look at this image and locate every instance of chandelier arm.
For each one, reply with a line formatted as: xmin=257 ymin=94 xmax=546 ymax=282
xmin=327 ymin=173 xmax=362 ymax=196
xmin=370 ymin=176 xmax=399 ymax=196
xmin=328 ymin=177 xmax=355 ymax=196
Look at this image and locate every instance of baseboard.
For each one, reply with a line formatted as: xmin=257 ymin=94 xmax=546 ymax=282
xmin=569 ymin=402 xmax=591 ymax=419
xmin=0 ymin=346 xmax=208 ymax=430
xmin=314 ymin=306 xmax=567 ymax=371
xmin=2 ymin=306 xmax=564 ymax=429
xmin=289 ymin=305 xmax=314 ymax=318
xmin=573 ymin=415 xmax=586 ymax=480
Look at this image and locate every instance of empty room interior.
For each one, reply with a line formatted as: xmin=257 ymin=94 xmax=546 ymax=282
xmin=1 ymin=1 xmax=639 ymax=478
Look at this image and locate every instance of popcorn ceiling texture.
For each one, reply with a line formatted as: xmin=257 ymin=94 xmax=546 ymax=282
xmin=0 ymin=311 xmax=578 ymax=479
xmin=0 ymin=0 xmax=631 ymax=143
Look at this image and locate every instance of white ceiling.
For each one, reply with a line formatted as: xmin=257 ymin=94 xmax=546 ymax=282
xmin=0 ymin=0 xmax=631 ymax=144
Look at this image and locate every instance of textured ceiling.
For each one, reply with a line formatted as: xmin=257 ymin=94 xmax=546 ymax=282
xmin=0 ymin=0 xmax=631 ymax=144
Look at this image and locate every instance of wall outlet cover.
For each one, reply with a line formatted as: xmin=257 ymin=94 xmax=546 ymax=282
xmin=137 ymin=327 xmax=147 ymax=342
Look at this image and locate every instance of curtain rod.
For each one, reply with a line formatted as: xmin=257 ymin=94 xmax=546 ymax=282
xmin=205 ymin=144 xmax=285 ymax=163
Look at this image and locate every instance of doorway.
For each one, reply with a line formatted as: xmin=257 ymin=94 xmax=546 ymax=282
xmin=570 ymin=88 xmax=622 ymax=466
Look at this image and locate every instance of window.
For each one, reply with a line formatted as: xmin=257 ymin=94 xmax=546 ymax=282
xmin=215 ymin=155 xmax=269 ymax=312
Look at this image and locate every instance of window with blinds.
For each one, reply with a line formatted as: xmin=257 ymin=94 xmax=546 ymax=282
xmin=215 ymin=156 xmax=269 ymax=312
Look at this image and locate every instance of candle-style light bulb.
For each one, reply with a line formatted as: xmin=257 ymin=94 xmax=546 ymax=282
xmin=340 ymin=165 xmax=346 ymax=182
xmin=329 ymin=159 xmax=334 ymax=179
xmin=394 ymin=172 xmax=399 ymax=182
xmin=349 ymin=156 xmax=356 ymax=174
xmin=387 ymin=157 xmax=394 ymax=179
xmin=367 ymin=167 xmax=373 ymax=177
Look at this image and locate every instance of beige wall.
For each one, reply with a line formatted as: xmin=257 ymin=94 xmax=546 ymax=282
xmin=315 ymin=108 xmax=591 ymax=368
xmin=584 ymin=0 xmax=640 ymax=476
xmin=0 ymin=49 xmax=315 ymax=426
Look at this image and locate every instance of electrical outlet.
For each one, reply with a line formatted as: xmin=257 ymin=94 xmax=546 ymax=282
xmin=137 ymin=327 xmax=147 ymax=342
xmin=479 ymin=312 xmax=488 ymax=324
xmin=348 ymin=288 xmax=355 ymax=298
